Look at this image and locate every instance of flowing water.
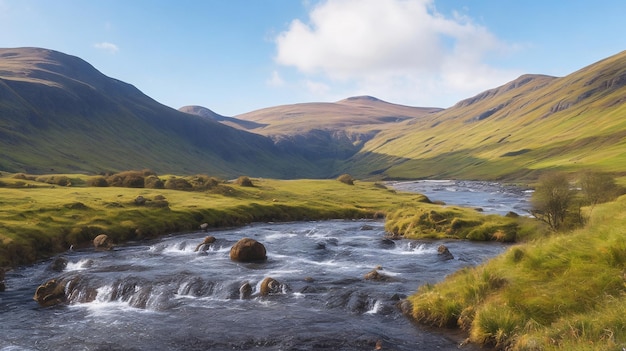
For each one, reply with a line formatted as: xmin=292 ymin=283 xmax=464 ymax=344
xmin=1 ymin=182 xmax=530 ymax=350
xmin=389 ymin=180 xmax=532 ymax=216
xmin=0 ymin=220 xmax=507 ymax=351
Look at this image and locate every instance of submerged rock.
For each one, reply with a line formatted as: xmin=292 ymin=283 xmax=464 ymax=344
xmin=364 ymin=267 xmax=392 ymax=281
xmin=437 ymin=244 xmax=454 ymax=260
xmin=194 ymin=236 xmax=216 ymax=252
xmin=239 ymin=282 xmax=252 ymax=299
xmin=229 ymin=238 xmax=267 ymax=262
xmin=47 ymin=257 xmax=68 ymax=272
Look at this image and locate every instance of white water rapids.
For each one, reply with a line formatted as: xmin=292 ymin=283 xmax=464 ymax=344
xmin=0 ymin=182 xmax=530 ymax=350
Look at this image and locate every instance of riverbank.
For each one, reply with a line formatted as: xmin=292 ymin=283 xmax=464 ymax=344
xmin=0 ymin=173 xmax=536 ymax=270
xmin=405 ymin=194 xmax=626 ymax=350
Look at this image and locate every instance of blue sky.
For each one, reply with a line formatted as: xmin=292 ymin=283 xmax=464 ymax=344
xmin=1 ymin=0 xmax=625 ymax=116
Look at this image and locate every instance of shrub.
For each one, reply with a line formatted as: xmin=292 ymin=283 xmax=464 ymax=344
xmin=144 ymin=175 xmax=164 ymax=189
xmin=235 ymin=176 xmax=254 ymax=187
xmin=35 ymin=175 xmax=71 ymax=186
xmin=336 ymin=174 xmax=355 ymax=185
xmin=189 ymin=175 xmax=221 ymax=190
xmin=164 ymin=177 xmax=193 ymax=190
xmin=87 ymin=176 xmax=108 ymax=187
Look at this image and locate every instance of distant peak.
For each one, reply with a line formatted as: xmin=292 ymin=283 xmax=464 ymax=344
xmin=342 ymin=95 xmax=385 ymax=103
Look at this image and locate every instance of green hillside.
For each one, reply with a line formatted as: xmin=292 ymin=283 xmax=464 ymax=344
xmin=348 ymin=51 xmax=626 ymax=180
xmin=0 ymin=48 xmax=317 ymax=178
xmin=1 ymin=47 xmax=626 ymax=181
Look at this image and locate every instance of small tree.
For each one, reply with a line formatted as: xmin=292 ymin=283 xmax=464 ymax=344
xmin=336 ymin=174 xmax=355 ymax=185
xmin=530 ymin=172 xmax=573 ymax=231
xmin=579 ymin=171 xmax=620 ymax=212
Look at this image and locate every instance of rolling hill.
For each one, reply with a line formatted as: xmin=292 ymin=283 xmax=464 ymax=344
xmin=1 ymin=47 xmax=626 ymax=181
xmin=0 ymin=48 xmax=318 ymax=178
xmin=342 ymin=51 xmax=626 ymax=180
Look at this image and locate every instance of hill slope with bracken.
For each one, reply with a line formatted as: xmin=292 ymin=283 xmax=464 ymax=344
xmin=0 ymin=47 xmax=318 ymax=178
xmin=345 ymin=51 xmax=626 ymax=180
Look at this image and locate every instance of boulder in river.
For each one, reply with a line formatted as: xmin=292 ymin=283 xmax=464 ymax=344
xmin=437 ymin=244 xmax=454 ymax=260
xmin=229 ymin=238 xmax=267 ymax=262
xmin=259 ymin=277 xmax=281 ymax=296
xmin=93 ymin=234 xmax=114 ymax=251
xmin=239 ymin=282 xmax=253 ymax=299
xmin=33 ymin=278 xmax=67 ymax=307
xmin=194 ymin=236 xmax=216 ymax=252
xmin=364 ymin=267 xmax=392 ymax=281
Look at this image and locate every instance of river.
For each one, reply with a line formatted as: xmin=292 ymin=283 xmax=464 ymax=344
xmin=388 ymin=180 xmax=532 ymax=216
xmin=0 ymin=182 xmax=529 ymax=351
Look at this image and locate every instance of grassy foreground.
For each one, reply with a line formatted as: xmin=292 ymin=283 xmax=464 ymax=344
xmin=0 ymin=173 xmax=442 ymax=268
xmin=406 ymin=195 xmax=626 ymax=350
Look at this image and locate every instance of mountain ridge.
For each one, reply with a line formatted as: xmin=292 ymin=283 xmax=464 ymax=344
xmin=1 ymin=47 xmax=626 ymax=181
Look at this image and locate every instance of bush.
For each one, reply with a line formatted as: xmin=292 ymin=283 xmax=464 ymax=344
xmin=189 ymin=175 xmax=221 ymax=190
xmin=144 ymin=175 xmax=164 ymax=189
xmin=87 ymin=176 xmax=108 ymax=187
xmin=35 ymin=175 xmax=71 ymax=186
xmin=164 ymin=177 xmax=193 ymax=190
xmin=336 ymin=174 xmax=355 ymax=185
xmin=235 ymin=176 xmax=254 ymax=187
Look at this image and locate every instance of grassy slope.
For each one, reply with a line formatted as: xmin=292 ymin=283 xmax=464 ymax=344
xmin=351 ymin=51 xmax=626 ymax=180
xmin=0 ymin=48 xmax=315 ymax=178
xmin=406 ymin=196 xmax=626 ymax=350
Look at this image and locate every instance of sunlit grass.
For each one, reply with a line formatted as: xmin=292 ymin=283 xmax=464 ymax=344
xmin=406 ymin=194 xmax=626 ymax=350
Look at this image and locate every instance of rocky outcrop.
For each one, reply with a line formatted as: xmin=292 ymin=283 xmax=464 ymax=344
xmin=93 ymin=234 xmax=113 ymax=251
xmin=33 ymin=278 xmax=67 ymax=307
xmin=229 ymin=238 xmax=267 ymax=262
xmin=194 ymin=236 xmax=216 ymax=252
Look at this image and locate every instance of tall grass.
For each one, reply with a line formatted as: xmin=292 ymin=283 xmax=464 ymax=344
xmin=406 ymin=195 xmax=626 ymax=350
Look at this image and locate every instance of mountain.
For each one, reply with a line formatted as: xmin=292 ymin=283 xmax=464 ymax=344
xmin=184 ymin=96 xmax=441 ymax=175
xmin=2 ymin=47 xmax=626 ymax=181
xmin=344 ymin=51 xmax=626 ymax=180
xmin=0 ymin=48 xmax=317 ymax=178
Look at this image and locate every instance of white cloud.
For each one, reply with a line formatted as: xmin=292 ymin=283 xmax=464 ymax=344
xmin=274 ymin=0 xmax=521 ymax=106
xmin=94 ymin=41 xmax=119 ymax=54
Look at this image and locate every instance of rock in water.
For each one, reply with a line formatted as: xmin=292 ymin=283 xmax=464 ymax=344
xmin=33 ymin=278 xmax=67 ymax=307
xmin=194 ymin=236 xmax=216 ymax=252
xmin=229 ymin=238 xmax=267 ymax=262
xmin=437 ymin=244 xmax=454 ymax=260
xmin=93 ymin=234 xmax=113 ymax=251
xmin=259 ymin=277 xmax=281 ymax=296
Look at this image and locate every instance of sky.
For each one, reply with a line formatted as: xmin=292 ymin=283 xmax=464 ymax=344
xmin=1 ymin=0 xmax=625 ymax=116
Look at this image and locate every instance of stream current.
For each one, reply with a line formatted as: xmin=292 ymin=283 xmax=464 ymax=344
xmin=0 ymin=182 xmax=528 ymax=351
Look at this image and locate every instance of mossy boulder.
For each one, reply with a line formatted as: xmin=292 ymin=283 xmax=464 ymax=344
xmin=229 ymin=238 xmax=267 ymax=262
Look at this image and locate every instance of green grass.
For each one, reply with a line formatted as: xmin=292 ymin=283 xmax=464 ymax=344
xmin=0 ymin=173 xmax=432 ymax=268
xmin=406 ymin=194 xmax=626 ymax=350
